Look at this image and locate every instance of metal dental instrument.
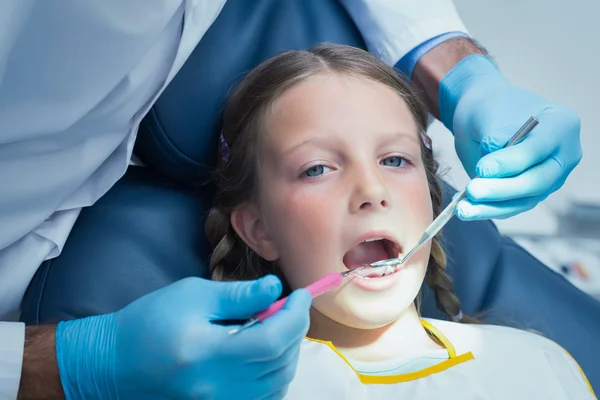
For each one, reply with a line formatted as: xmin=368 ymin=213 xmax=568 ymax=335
xmin=370 ymin=116 xmax=540 ymax=269
xmin=228 ymin=265 xmax=367 ymax=335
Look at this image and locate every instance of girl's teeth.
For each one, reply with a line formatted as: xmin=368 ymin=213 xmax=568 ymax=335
xmin=355 ymin=263 xmax=402 ymax=279
xmin=381 ymin=265 xmax=395 ymax=276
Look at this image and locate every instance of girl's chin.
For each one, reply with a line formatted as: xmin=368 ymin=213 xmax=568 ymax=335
xmin=314 ymin=301 xmax=416 ymax=331
xmin=342 ymin=310 xmax=409 ymax=330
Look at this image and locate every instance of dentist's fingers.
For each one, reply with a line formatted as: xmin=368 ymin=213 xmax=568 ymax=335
xmin=456 ymin=195 xmax=544 ymax=221
xmin=475 ymin=128 xmax=557 ymax=179
xmin=226 ymin=289 xmax=311 ymax=362
xmin=465 ymin=157 xmax=563 ymax=203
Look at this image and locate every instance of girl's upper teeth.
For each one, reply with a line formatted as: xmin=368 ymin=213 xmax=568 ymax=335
xmin=363 ymin=237 xmax=383 ymax=243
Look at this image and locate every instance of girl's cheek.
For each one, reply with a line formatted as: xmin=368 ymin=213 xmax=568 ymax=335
xmin=398 ymin=183 xmax=433 ymax=221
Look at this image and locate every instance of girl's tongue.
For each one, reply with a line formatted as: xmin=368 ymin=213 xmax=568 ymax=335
xmin=343 ymin=240 xmax=389 ymax=269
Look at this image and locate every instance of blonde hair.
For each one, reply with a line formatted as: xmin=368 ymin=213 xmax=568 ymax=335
xmin=205 ymin=43 xmax=474 ymax=323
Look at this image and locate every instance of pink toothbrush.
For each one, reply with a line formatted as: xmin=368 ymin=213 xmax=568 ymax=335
xmin=228 ymin=267 xmax=365 ymax=335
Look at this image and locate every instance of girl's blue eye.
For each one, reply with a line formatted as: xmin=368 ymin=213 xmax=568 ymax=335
xmin=303 ymin=165 xmax=331 ymax=178
xmin=381 ymin=156 xmax=407 ymax=168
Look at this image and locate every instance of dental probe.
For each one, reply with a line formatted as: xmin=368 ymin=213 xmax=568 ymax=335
xmin=228 ymin=265 xmax=367 ymax=335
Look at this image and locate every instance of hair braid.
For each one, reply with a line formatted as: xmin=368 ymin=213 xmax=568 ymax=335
xmin=425 ymin=239 xmax=461 ymax=318
xmin=421 ymin=140 xmax=478 ymax=323
xmin=423 ymin=235 xmax=478 ymax=323
xmin=205 ymin=208 xmax=238 ymax=281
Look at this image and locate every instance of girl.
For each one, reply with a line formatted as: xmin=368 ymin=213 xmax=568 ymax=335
xmin=206 ymin=43 xmax=595 ymax=399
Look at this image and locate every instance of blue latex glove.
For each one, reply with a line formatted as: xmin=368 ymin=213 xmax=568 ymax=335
xmin=55 ymin=275 xmax=311 ymax=400
xmin=439 ymin=54 xmax=582 ymax=220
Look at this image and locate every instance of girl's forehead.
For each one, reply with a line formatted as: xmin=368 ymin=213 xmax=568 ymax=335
xmin=272 ymin=72 xmax=400 ymax=106
xmin=261 ymin=76 xmax=420 ymax=148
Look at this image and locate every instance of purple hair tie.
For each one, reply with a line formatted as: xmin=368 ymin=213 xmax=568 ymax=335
xmin=421 ymin=133 xmax=432 ymax=150
xmin=218 ymin=131 xmax=231 ymax=163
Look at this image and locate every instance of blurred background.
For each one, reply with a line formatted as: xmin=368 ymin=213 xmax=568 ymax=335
xmin=429 ymin=0 xmax=600 ymax=299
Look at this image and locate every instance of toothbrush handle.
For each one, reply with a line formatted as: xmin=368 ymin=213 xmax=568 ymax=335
xmin=253 ymin=273 xmax=343 ymax=322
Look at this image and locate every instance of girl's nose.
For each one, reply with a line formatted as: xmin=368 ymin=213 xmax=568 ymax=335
xmin=349 ymin=167 xmax=392 ymax=213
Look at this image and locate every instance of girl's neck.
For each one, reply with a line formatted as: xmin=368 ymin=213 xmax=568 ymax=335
xmin=307 ymin=304 xmax=443 ymax=362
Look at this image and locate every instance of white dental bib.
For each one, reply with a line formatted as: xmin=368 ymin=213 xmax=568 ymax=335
xmin=285 ymin=319 xmax=595 ymax=399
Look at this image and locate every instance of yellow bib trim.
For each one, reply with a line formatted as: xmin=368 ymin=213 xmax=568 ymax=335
xmin=562 ymin=348 xmax=597 ymax=398
xmin=305 ymin=319 xmax=475 ymax=384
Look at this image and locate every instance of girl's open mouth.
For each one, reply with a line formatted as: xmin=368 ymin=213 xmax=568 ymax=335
xmin=343 ymin=237 xmax=402 ymax=279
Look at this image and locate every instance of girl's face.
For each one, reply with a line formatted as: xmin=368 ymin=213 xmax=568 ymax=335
xmin=232 ymin=73 xmax=433 ymax=329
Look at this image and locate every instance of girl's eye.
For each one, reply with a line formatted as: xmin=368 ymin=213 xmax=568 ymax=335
xmin=302 ymin=164 xmax=332 ymax=178
xmin=381 ymin=156 xmax=408 ymax=168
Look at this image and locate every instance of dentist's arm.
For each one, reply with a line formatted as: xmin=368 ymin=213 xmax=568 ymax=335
xmin=0 ymin=324 xmax=61 ymax=400
xmin=15 ymin=277 xmax=310 ymax=400
xmin=18 ymin=326 xmax=65 ymax=399
xmin=411 ymin=37 xmax=484 ymax=119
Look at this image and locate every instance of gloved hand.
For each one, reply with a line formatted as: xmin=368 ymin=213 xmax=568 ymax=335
xmin=439 ymin=54 xmax=582 ymax=221
xmin=55 ymin=275 xmax=311 ymax=400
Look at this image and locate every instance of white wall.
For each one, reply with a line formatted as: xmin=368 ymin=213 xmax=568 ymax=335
xmin=428 ymin=0 xmax=600 ymax=235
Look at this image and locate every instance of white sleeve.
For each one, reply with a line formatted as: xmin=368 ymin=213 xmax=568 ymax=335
xmin=0 ymin=1 xmax=188 ymax=317
xmin=0 ymin=0 xmax=185 ymax=251
xmin=0 ymin=322 xmax=25 ymax=400
xmin=337 ymin=0 xmax=469 ymax=65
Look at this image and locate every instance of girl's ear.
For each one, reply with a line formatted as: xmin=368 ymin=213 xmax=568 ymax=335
xmin=230 ymin=203 xmax=279 ymax=261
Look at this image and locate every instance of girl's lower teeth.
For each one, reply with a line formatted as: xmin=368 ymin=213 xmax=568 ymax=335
xmin=358 ymin=264 xmax=399 ymax=279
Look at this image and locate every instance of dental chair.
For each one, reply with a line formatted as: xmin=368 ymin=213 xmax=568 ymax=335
xmin=20 ymin=0 xmax=600 ymax=390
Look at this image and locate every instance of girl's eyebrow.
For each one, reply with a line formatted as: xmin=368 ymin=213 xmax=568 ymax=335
xmin=379 ymin=131 xmax=421 ymax=145
xmin=282 ymin=131 xmax=419 ymax=156
xmin=281 ymin=135 xmax=333 ymax=157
